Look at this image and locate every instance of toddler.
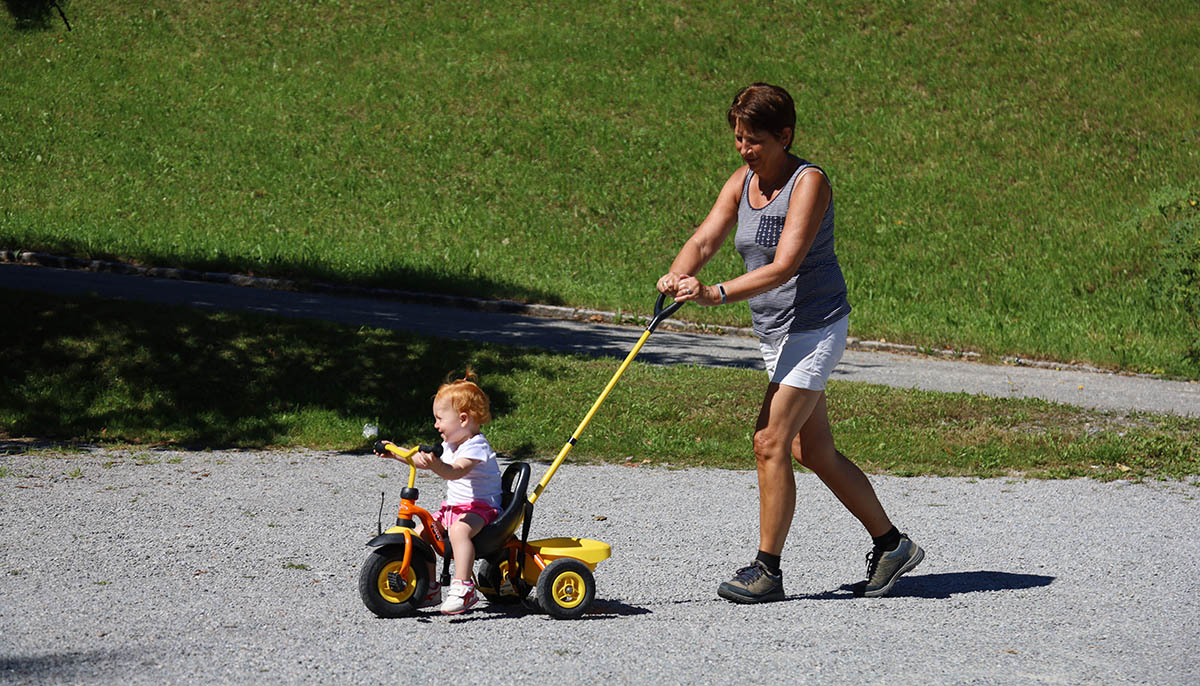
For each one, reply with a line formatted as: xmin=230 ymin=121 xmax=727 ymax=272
xmin=382 ymin=372 xmax=502 ymax=615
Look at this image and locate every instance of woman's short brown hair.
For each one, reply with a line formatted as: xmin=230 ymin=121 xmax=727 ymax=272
xmin=727 ymin=83 xmax=796 ymax=150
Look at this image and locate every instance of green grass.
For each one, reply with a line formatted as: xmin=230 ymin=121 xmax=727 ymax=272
xmin=2 ymin=290 xmax=1195 ymax=481
xmin=2 ymin=2 xmax=1198 ymax=376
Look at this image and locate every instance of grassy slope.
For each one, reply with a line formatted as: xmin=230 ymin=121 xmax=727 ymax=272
xmin=3 ymin=2 xmax=1198 ymax=375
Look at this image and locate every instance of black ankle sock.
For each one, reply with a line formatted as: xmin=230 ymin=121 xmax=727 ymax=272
xmin=755 ymin=550 xmax=781 ymax=575
xmin=872 ymin=526 xmax=902 ymax=551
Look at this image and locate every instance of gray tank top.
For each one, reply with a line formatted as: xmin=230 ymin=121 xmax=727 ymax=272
xmin=732 ymin=158 xmax=851 ymax=339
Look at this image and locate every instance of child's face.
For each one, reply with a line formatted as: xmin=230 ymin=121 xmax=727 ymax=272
xmin=432 ymin=397 xmax=475 ymax=445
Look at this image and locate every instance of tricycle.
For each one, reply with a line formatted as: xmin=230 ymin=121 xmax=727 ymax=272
xmin=357 ymin=294 xmax=682 ymax=619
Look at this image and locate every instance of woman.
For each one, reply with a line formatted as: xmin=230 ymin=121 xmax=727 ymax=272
xmin=658 ymin=83 xmax=923 ymax=602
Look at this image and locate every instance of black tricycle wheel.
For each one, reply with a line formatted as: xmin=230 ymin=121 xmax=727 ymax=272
xmin=477 ymin=556 xmax=529 ymax=605
xmin=536 ymin=558 xmax=595 ymax=620
xmin=358 ymin=546 xmax=429 ymax=618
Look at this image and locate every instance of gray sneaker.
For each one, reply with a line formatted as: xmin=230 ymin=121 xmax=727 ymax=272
xmin=860 ymin=534 xmax=924 ymax=597
xmin=717 ymin=560 xmax=785 ymax=604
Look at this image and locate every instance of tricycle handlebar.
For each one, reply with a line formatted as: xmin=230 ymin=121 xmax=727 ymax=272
xmin=373 ymin=441 xmax=443 ymax=462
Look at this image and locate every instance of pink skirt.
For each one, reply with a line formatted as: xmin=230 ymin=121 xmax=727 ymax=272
xmin=434 ymin=500 xmax=499 ymax=530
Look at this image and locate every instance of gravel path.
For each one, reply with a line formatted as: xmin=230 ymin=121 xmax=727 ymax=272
xmin=2 ymin=447 xmax=1197 ymax=684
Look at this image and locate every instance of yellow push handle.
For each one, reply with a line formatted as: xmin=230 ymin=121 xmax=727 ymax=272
xmin=529 ymin=294 xmax=683 ymax=504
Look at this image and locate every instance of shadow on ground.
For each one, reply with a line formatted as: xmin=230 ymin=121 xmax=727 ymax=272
xmin=0 ymin=650 xmax=142 ymax=682
xmin=393 ymin=597 xmax=650 ymax=625
xmin=796 ymin=571 xmax=1056 ymax=601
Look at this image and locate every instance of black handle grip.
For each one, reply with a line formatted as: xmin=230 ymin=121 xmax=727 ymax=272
xmin=373 ymin=440 xmax=443 ymax=457
xmin=649 ymin=292 xmax=684 ymax=332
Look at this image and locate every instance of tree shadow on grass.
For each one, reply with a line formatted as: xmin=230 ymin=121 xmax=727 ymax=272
xmin=0 ymin=289 xmax=573 ymax=448
xmin=3 ymin=0 xmax=69 ymax=31
xmin=20 ymin=242 xmax=569 ymax=308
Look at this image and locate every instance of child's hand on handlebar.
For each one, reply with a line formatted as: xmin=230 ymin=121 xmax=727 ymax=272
xmin=411 ymin=450 xmax=436 ymax=469
xmin=374 ymin=440 xmax=400 ymax=460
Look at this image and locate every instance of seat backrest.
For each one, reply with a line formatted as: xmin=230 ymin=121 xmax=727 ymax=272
xmin=472 ymin=461 xmax=531 ymax=558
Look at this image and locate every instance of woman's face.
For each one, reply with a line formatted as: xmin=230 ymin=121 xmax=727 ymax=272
xmin=733 ymin=121 xmax=791 ymax=173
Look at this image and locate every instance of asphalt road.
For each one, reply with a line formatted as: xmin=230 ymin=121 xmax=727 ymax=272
xmin=2 ymin=262 xmax=1197 ymax=416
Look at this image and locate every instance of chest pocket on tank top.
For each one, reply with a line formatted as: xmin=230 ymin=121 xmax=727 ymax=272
xmin=755 ymin=215 xmax=786 ymax=248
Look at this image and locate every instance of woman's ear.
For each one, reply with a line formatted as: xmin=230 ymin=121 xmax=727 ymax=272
xmin=781 ymin=127 xmax=794 ymax=149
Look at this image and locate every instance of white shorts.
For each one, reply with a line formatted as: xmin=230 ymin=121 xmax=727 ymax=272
xmin=758 ymin=316 xmax=849 ymax=391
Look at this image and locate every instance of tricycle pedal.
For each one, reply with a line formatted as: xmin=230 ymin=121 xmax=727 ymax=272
xmin=386 ymin=571 xmax=406 ymax=592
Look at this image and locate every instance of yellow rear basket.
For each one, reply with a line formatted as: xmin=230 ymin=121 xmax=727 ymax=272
xmin=529 ymin=537 xmax=610 ymax=567
xmin=518 ymin=537 xmax=610 ymax=585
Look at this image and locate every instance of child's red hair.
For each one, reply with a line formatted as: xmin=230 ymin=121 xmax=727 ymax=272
xmin=435 ymin=370 xmax=492 ymax=425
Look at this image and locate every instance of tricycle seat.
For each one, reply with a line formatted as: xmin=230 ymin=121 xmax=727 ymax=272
xmin=472 ymin=461 xmax=530 ymax=559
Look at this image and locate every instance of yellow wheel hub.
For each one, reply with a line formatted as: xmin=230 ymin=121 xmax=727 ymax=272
xmin=550 ymin=570 xmax=586 ymax=608
xmin=377 ymin=561 xmax=416 ymax=604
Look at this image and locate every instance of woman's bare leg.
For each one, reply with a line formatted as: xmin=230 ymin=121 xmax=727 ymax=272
xmin=791 ymin=393 xmax=892 ymax=537
xmin=752 ymin=383 xmax=822 ymax=555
